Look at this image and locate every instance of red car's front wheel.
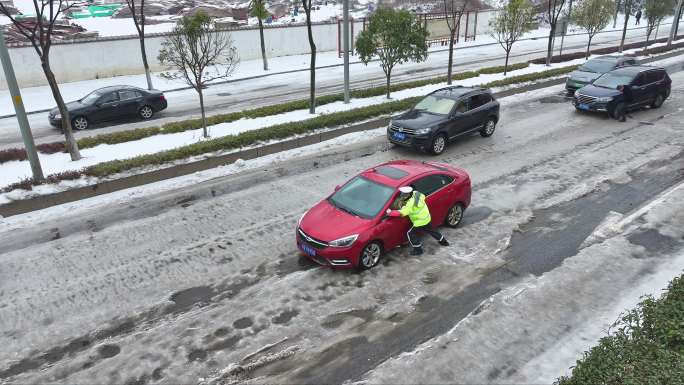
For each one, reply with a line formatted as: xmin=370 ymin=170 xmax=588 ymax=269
xmin=358 ymin=241 xmax=382 ymax=270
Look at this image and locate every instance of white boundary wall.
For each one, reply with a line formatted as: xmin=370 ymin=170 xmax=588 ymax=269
xmin=0 ymin=21 xmax=365 ymax=89
xmin=0 ymin=11 xmax=495 ymax=89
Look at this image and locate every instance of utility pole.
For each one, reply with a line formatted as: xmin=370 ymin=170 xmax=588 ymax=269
xmin=0 ymin=27 xmax=43 ymax=182
xmin=559 ymin=0 xmax=574 ymax=56
xmin=343 ymin=0 xmax=350 ymax=103
xmin=668 ymin=0 xmax=684 ymax=47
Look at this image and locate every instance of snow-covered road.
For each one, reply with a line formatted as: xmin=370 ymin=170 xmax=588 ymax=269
xmin=0 ymin=73 xmax=683 ymax=384
xmin=0 ymin=21 xmax=673 ymax=149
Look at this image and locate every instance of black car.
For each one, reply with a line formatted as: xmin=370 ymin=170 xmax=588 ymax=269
xmin=565 ymin=55 xmax=638 ymax=94
xmin=49 ymin=85 xmax=168 ymax=130
xmin=388 ymin=86 xmax=500 ymax=155
xmin=573 ymin=66 xmax=671 ymax=121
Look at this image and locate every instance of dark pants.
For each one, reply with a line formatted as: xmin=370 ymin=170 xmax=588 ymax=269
xmin=407 ymin=222 xmax=445 ymax=253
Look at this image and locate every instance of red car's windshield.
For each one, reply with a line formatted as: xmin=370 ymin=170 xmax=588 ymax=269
xmin=328 ymin=176 xmax=395 ymax=219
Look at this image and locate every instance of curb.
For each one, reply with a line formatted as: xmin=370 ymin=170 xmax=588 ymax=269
xmin=1 ymin=52 xmax=683 ymax=217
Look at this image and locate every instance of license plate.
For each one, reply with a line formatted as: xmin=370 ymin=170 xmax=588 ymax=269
xmin=301 ymin=243 xmax=316 ymax=256
xmin=578 ymin=103 xmax=590 ymax=110
xmin=392 ymin=132 xmax=407 ymax=141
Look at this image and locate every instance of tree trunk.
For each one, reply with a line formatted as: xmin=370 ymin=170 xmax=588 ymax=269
xmin=139 ymin=34 xmax=154 ymax=90
xmin=504 ymin=50 xmax=510 ymax=76
xmin=586 ymin=36 xmax=592 ymax=59
xmin=385 ymin=68 xmax=392 ymax=99
xmin=258 ymin=18 xmax=268 ymax=71
xmin=42 ymin=60 xmax=81 ymax=161
xmin=644 ymin=31 xmax=651 ymax=55
xmin=546 ymin=25 xmax=556 ymax=66
xmin=198 ymin=86 xmax=208 ymax=138
xmin=620 ymin=7 xmax=630 ymax=52
xmin=305 ymin=8 xmax=316 ymax=114
xmin=613 ymin=0 xmax=620 ymax=28
xmin=447 ymin=30 xmax=455 ymax=85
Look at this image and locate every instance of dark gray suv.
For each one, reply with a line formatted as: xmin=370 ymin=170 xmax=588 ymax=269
xmin=388 ymin=86 xmax=500 ymax=155
xmin=566 ymin=55 xmax=638 ymax=94
xmin=573 ymin=66 xmax=671 ymax=121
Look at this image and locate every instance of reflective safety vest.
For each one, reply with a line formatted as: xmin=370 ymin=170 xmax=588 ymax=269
xmin=399 ymin=191 xmax=431 ymax=227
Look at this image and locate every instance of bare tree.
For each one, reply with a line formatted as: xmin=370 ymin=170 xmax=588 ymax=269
xmin=490 ymin=0 xmax=536 ymax=75
xmin=442 ymin=0 xmax=470 ymax=84
xmin=251 ymin=0 xmax=269 ymax=71
xmin=126 ymin=0 xmax=154 ymax=90
xmin=0 ymin=0 xmax=81 ymax=161
xmin=158 ymin=12 xmax=238 ymax=138
xmin=302 ymin=0 xmax=316 ymax=113
xmin=643 ymin=0 xmax=677 ymax=53
xmin=545 ymin=0 xmax=567 ymax=66
xmin=619 ymin=0 xmax=640 ymax=52
xmin=574 ymin=0 xmax=614 ymax=59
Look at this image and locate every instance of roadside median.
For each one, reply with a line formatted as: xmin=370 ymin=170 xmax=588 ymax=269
xmin=1 ymin=49 xmax=684 ymax=217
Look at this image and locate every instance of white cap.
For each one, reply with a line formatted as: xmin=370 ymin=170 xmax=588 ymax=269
xmin=399 ymin=186 xmax=413 ymax=194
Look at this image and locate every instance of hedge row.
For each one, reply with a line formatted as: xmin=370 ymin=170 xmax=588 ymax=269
xmin=1 ymin=170 xmax=82 ymax=193
xmin=556 ymin=274 xmax=684 ymax=385
xmin=3 ymin=62 xmax=583 ymax=191
xmin=481 ymin=65 xmax=579 ymax=88
xmin=477 ymin=62 xmax=529 ymax=74
xmin=530 ymin=35 xmax=684 ymax=64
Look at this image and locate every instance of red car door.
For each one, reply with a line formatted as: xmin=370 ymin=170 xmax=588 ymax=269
xmin=372 ymin=192 xmax=412 ymax=250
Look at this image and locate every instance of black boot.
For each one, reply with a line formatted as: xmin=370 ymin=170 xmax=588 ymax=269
xmin=439 ymin=238 xmax=449 ymax=246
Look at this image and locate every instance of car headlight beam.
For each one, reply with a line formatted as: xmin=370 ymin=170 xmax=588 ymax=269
xmin=416 ymin=127 xmax=431 ymax=135
xmin=329 ymin=234 xmax=359 ymax=248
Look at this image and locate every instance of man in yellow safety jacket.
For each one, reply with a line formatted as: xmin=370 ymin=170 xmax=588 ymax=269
xmin=387 ymin=185 xmax=449 ymax=255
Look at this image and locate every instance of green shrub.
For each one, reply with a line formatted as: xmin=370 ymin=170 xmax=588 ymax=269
xmin=78 ymin=126 xmax=162 ymax=149
xmin=557 ymin=274 xmax=684 ymax=385
xmin=477 ymin=62 xmax=529 ymax=74
xmin=482 ymin=65 xmax=579 ymax=88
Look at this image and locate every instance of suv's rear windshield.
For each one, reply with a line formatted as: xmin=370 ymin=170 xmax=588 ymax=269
xmin=579 ymin=60 xmax=616 ymax=73
xmin=414 ymin=95 xmax=456 ymax=115
xmin=593 ymin=73 xmax=634 ymax=89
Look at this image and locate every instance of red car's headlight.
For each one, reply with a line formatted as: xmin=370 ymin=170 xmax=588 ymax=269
xmin=329 ymin=234 xmax=359 ymax=248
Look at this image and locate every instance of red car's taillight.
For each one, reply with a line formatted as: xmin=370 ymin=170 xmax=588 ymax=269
xmin=160 ymin=94 xmax=166 ymax=102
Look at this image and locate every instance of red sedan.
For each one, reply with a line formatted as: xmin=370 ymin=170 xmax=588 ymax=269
xmin=296 ymin=160 xmax=471 ymax=270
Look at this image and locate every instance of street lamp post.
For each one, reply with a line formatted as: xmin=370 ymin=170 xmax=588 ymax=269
xmin=343 ymin=0 xmax=350 ymax=103
xmin=0 ymin=27 xmax=43 ymax=182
